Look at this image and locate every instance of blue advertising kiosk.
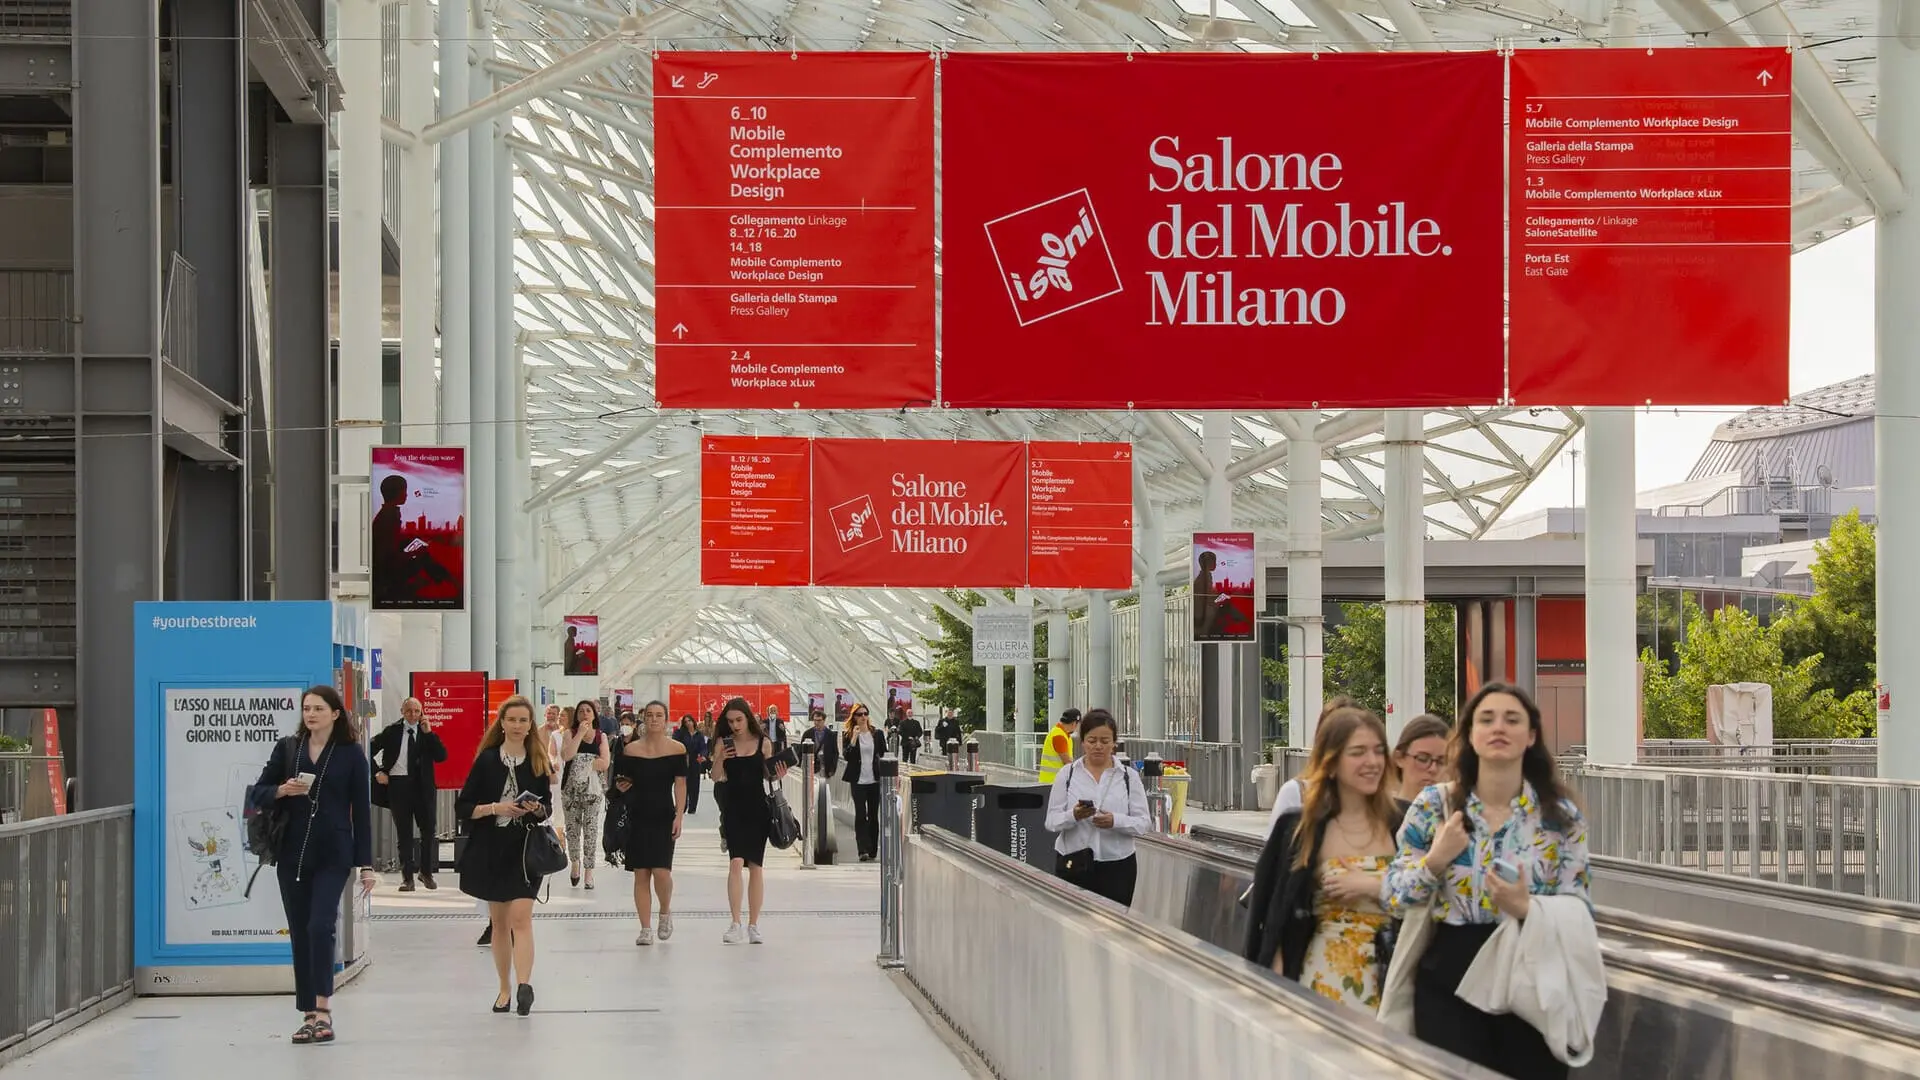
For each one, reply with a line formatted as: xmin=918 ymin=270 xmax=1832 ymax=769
xmin=133 ymin=601 xmax=371 ymax=994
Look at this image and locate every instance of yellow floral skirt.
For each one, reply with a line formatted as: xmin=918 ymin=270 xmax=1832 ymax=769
xmin=1300 ymin=855 xmax=1392 ymax=1013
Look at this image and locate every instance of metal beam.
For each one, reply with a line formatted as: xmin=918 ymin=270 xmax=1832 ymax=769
xmin=419 ymin=17 xmax=641 ymax=145
xmin=526 ymin=416 xmax=659 ymax=510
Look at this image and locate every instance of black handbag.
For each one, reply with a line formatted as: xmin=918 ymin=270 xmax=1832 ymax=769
xmin=1374 ymin=918 xmax=1402 ymax=984
xmin=601 ymin=794 xmax=632 ymax=867
xmin=767 ymin=778 xmax=800 ymax=850
xmin=522 ymin=819 xmax=568 ymax=880
xmin=241 ymin=736 xmax=302 ymax=897
xmin=1057 ymin=847 xmax=1096 ymax=887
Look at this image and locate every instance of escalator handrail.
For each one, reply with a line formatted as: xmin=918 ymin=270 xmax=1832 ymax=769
xmin=913 ymin=825 xmax=1498 ymax=1080
xmin=1589 ymin=854 xmax=1920 ymax=920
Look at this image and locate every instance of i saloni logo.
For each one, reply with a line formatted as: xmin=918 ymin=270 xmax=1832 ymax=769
xmin=827 ymin=495 xmax=882 ymax=554
xmin=983 ymin=188 xmax=1123 ymax=326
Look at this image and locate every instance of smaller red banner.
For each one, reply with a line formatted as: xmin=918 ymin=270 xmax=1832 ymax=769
xmin=1027 ymin=441 xmax=1134 ymax=589
xmin=700 ymin=436 xmax=812 ymax=586
xmin=668 ymin=684 xmax=792 ymax=727
xmin=413 ymin=671 xmax=490 ymax=790
xmin=1191 ymin=531 xmax=1257 ymax=643
xmin=811 ymin=438 xmax=1028 ymax=587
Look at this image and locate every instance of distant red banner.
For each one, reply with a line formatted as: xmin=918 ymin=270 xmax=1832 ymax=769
xmin=812 ymin=438 xmax=1028 ymax=587
xmin=1507 ymin=47 xmax=1791 ymax=405
xmin=700 ymin=435 xmax=811 ymax=586
xmin=413 ymin=671 xmax=489 ymax=789
xmin=668 ymin=684 xmax=791 ymax=726
xmin=1028 ymin=442 xmax=1133 ymax=589
xmin=653 ymin=52 xmax=937 ymax=409
xmin=940 ymin=53 xmax=1505 ymax=409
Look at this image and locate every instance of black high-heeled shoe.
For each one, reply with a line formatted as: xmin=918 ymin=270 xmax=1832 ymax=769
xmin=491 ymin=994 xmax=511 ymax=1014
xmin=570 ymin=873 xmax=581 ymax=887
xmin=516 ymin=983 xmax=534 ymax=1016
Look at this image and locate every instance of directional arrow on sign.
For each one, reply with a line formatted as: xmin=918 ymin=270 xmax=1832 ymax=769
xmin=672 ymin=323 xmax=688 ymax=339
xmin=1757 ymin=70 xmax=1773 ymax=86
xmin=671 ymin=75 xmax=686 ymax=88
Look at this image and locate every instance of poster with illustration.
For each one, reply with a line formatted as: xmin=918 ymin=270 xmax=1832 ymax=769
xmin=1190 ymin=531 xmax=1256 ymax=643
xmin=369 ymin=446 xmax=466 ymax=611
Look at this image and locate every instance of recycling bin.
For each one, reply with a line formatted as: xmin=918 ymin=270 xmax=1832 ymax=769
xmin=971 ymin=782 xmax=1054 ymax=872
xmin=910 ymin=771 xmax=984 ymax=840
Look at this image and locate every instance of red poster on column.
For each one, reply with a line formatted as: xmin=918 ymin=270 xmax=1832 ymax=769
xmin=413 ymin=671 xmax=489 ymax=789
xmin=940 ymin=53 xmax=1505 ymax=409
xmin=1507 ymin=47 xmax=1791 ymax=405
xmin=811 ymin=439 xmax=1028 ymax=587
xmin=1028 ymin=441 xmax=1134 ymax=589
xmin=42 ymin=708 xmax=66 ymax=815
xmin=700 ymin=435 xmax=811 ymax=585
xmin=653 ymin=52 xmax=937 ymax=409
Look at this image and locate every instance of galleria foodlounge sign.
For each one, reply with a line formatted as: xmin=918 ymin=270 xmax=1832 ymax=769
xmin=812 ymin=439 xmax=1028 ymax=587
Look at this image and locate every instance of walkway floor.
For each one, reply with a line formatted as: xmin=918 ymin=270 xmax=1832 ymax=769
xmin=5 ymin=800 xmax=975 ymax=1079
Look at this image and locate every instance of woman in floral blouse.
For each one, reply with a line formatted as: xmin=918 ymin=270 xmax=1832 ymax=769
xmin=1384 ymin=681 xmax=1590 ymax=1080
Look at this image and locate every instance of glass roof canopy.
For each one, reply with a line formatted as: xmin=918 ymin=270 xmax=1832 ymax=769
xmin=483 ymin=0 xmax=1888 ymax=690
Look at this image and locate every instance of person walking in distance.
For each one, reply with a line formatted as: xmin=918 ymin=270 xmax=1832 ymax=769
xmin=1038 ymin=709 xmax=1081 ymax=784
xmin=456 ymin=696 xmax=556 ymax=1016
xmin=613 ymin=701 xmax=688 ymax=945
xmin=895 ymin=705 xmax=923 ymax=765
xmin=933 ymin=708 xmax=963 ymax=760
xmin=711 ymin=698 xmax=788 ymax=943
xmin=249 ymin=686 xmax=374 ymax=1044
xmin=841 ymin=704 xmax=888 ymax=862
xmin=561 ymin=699 xmax=611 ymax=889
xmin=371 ymin=696 xmax=447 ymax=891
xmin=673 ymin=714 xmax=707 ymax=815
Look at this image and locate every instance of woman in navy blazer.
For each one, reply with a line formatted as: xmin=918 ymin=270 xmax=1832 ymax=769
xmin=250 ymin=685 xmax=374 ymax=1045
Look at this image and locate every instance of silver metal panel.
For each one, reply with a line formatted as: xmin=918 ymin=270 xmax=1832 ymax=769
xmin=0 ymin=807 xmax=134 ymax=1059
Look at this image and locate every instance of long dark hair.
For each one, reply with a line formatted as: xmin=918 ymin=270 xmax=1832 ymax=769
xmin=1448 ymin=682 xmax=1577 ymax=832
xmin=302 ymin=685 xmax=361 ymax=745
xmin=571 ymin=699 xmax=599 ymax=732
xmin=1293 ymin=706 xmax=1398 ymax=868
xmin=720 ymin=697 xmax=764 ymax=740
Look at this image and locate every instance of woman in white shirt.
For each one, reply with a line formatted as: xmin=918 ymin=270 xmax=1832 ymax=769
xmin=1044 ymin=709 xmax=1151 ymax=907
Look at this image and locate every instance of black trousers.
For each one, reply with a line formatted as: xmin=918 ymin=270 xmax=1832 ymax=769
xmin=686 ymin=771 xmax=702 ymax=814
xmin=387 ymin=781 xmax=436 ymax=876
xmin=1058 ymin=853 xmax=1138 ymax=908
xmin=1415 ymin=922 xmax=1568 ymax=1080
xmin=851 ymin=781 xmax=881 ymax=857
xmin=278 ymin=861 xmax=350 ymax=1012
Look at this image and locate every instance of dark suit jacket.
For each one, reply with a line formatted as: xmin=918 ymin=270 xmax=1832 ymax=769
xmin=840 ymin=728 xmax=889 ymax=785
xmin=454 ymin=747 xmax=555 ymax=834
xmin=251 ymin=735 xmax=374 ymax=872
xmin=934 ymin=719 xmax=964 ymax=752
xmin=803 ymin=725 xmax=839 ymax=777
xmin=371 ymin=722 xmax=448 ymax=793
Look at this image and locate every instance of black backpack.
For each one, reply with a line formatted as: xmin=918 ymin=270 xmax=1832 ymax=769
xmin=242 ymin=736 xmax=298 ymax=896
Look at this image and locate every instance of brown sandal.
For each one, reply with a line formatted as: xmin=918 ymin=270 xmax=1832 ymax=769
xmin=309 ymin=1011 xmax=335 ymax=1043
xmin=291 ymin=1013 xmax=317 ymax=1044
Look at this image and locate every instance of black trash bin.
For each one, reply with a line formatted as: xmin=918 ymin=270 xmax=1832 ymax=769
xmin=910 ymin=771 xmax=984 ymax=840
xmin=972 ymin=783 xmax=1054 ymax=872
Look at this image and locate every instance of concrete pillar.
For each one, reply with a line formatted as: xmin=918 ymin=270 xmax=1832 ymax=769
xmin=467 ymin=19 xmax=498 ymax=676
xmin=1514 ymin=591 xmax=1539 ymax=697
xmin=1201 ymin=412 xmax=1234 ymax=742
xmin=494 ymin=128 xmax=528 ymax=686
xmin=337 ymin=0 xmax=383 ymax=610
xmin=1087 ymin=591 xmax=1113 ymax=712
xmin=1046 ymin=608 xmax=1069 ymax=723
xmin=1012 ymin=589 xmax=1035 ymax=730
xmin=397 ymin=0 xmax=442 ymax=682
xmin=1286 ymin=418 xmax=1325 ymax=748
xmin=1877 ymin=0 xmax=1920 ymax=780
xmin=1384 ymin=410 xmax=1426 ymax=741
xmin=986 ymin=664 xmax=1004 ymax=734
xmin=437 ymin=0 xmax=472 ymax=669
xmin=1584 ymin=408 xmax=1638 ymax=765
xmin=1137 ymin=496 xmax=1168 ymax=739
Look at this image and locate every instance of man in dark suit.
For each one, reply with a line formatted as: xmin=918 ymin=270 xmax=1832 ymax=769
xmin=371 ymin=696 xmax=448 ymax=891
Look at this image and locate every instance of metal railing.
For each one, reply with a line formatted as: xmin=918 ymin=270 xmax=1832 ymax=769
xmin=0 ymin=807 xmax=134 ymax=1060
xmin=0 ymin=268 xmax=74 ymax=354
xmin=970 ymin=731 xmax=1042 ymax=774
xmin=0 ymin=755 xmax=64 ymax=823
xmin=1123 ymin=737 xmax=1246 ymax=810
xmin=1571 ymin=764 xmax=1920 ymax=903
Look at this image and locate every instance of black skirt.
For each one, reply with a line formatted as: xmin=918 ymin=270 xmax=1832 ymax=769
xmin=458 ymin=822 xmax=544 ymax=902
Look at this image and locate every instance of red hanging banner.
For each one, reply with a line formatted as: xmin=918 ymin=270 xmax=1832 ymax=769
xmin=939 ymin=53 xmax=1506 ymax=410
xmin=811 ymin=438 xmax=1028 ymax=587
xmin=1507 ymin=47 xmax=1791 ymax=405
xmin=1027 ymin=442 xmax=1134 ymax=590
xmin=412 ymin=671 xmax=490 ymax=790
xmin=653 ymin=52 xmax=937 ymax=409
xmin=699 ymin=435 xmax=812 ymax=586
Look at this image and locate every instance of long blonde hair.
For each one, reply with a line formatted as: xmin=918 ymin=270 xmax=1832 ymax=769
xmin=1292 ymin=706 xmax=1398 ymax=868
xmin=475 ymin=694 xmax=551 ymax=778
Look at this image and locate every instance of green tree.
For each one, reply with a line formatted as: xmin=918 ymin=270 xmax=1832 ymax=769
xmin=1777 ymin=510 xmax=1876 ymax=707
xmin=1640 ymin=604 xmax=1843 ymax=739
xmin=1320 ymin=601 xmax=1459 ymax=721
xmin=905 ymin=589 xmax=1047 ymax=728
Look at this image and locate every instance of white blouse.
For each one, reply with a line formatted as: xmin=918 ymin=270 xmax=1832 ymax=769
xmin=1045 ymin=758 xmax=1152 ymax=862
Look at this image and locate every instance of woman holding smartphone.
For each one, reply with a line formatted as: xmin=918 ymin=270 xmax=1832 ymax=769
xmin=710 ymin=698 xmax=787 ymax=944
xmin=840 ymin=704 xmax=887 ymax=862
xmin=1043 ymin=709 xmax=1150 ymax=906
xmin=455 ymin=695 xmax=555 ymax=1016
xmin=250 ymin=685 xmax=374 ymax=1045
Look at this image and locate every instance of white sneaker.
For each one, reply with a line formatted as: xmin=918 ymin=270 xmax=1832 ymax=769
xmin=722 ymin=923 xmax=744 ymax=945
xmin=657 ymin=914 xmax=674 ymax=941
xmin=635 ymin=927 xmax=654 ymax=946
xmin=747 ymin=925 xmax=764 ymax=945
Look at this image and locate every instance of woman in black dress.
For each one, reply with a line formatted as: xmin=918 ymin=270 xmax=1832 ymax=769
xmin=613 ymin=700 xmax=687 ymax=946
xmin=455 ymin=695 xmax=555 ymax=1015
xmin=250 ymin=685 xmax=375 ymax=1045
xmin=710 ymin=698 xmax=787 ymax=945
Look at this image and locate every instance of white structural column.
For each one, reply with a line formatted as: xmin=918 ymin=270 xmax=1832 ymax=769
xmin=1046 ymin=607 xmax=1069 ymax=723
xmin=1201 ymin=412 xmax=1235 ymax=741
xmin=986 ymin=664 xmax=1005 ymax=734
xmin=1286 ymin=415 xmax=1325 ymax=748
xmin=437 ymin=0 xmax=472 ymax=669
xmin=1013 ymin=589 xmax=1035 ymax=730
xmin=1583 ymin=408 xmax=1638 ymax=764
xmin=1135 ymin=454 xmax=1167 ymax=739
xmin=335 ymin=0 xmax=383 ymax=613
xmin=399 ymin=0 xmax=436 ymax=436
xmin=467 ymin=16 xmax=498 ymax=676
xmin=494 ymin=130 xmax=528 ymax=686
xmin=1383 ymin=410 xmax=1426 ymax=740
xmin=1087 ymin=591 xmax=1113 ymax=711
xmin=1877 ymin=0 xmax=1919 ymax=781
